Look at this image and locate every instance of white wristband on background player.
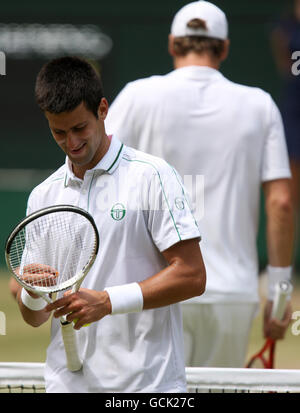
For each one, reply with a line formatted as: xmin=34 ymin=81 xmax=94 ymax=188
xmin=21 ymin=288 xmax=46 ymax=311
xmin=267 ymin=265 xmax=292 ymax=301
xmin=104 ymin=282 xmax=144 ymax=315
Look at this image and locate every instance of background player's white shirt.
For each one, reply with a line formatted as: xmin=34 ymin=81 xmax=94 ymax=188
xmin=26 ymin=136 xmax=200 ymax=393
xmin=105 ymin=66 xmax=291 ymax=304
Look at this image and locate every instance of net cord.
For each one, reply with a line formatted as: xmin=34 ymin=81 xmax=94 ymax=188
xmin=1 ymin=363 xmax=300 ymax=392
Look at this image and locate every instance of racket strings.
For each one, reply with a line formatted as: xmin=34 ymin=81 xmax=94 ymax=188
xmin=8 ymin=211 xmax=97 ymax=291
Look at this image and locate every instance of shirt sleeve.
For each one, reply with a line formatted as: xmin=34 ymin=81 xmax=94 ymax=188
xmin=26 ymin=194 xmax=33 ymax=216
xmin=146 ymin=162 xmax=201 ymax=252
xmin=105 ymin=83 xmax=139 ymax=148
xmin=20 ymin=191 xmax=42 ymax=273
xmin=26 ymin=186 xmax=41 ymax=216
xmin=261 ymin=95 xmax=291 ymax=182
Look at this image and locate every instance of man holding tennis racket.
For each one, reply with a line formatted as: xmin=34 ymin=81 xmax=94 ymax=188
xmin=11 ymin=56 xmax=206 ymax=392
xmin=105 ymin=1 xmax=295 ymax=368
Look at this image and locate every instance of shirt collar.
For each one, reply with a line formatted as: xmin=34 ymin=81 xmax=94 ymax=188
xmin=171 ymin=66 xmax=224 ymax=81
xmin=64 ymin=135 xmax=124 ymax=186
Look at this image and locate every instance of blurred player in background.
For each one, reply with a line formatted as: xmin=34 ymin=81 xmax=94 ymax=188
xmin=11 ymin=56 xmax=206 ymax=392
xmin=105 ymin=1 xmax=295 ymax=367
xmin=271 ymin=0 xmax=300 ymax=271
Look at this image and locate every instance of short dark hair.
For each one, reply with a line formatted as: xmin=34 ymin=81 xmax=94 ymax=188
xmin=173 ymin=18 xmax=225 ymax=59
xmin=35 ymin=56 xmax=104 ymax=117
xmin=173 ymin=36 xmax=225 ymax=59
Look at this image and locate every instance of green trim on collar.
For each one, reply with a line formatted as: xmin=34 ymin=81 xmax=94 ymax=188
xmin=106 ymin=143 xmax=124 ymax=173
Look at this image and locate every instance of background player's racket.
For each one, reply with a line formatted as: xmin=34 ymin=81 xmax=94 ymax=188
xmin=246 ymin=280 xmax=293 ymax=369
xmin=5 ymin=205 xmax=99 ymax=372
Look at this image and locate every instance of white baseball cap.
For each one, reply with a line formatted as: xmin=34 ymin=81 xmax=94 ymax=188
xmin=170 ymin=1 xmax=228 ymax=40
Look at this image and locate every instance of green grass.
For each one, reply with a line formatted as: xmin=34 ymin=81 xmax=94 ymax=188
xmin=0 ymin=271 xmax=51 ymax=362
xmin=0 ymin=270 xmax=299 ymax=368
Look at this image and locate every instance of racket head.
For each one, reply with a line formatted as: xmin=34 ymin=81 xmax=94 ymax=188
xmin=5 ymin=205 xmax=99 ymax=295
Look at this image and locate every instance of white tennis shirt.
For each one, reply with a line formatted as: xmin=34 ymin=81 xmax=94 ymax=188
xmin=105 ymin=66 xmax=291 ymax=303
xmin=26 ymin=136 xmax=201 ymax=393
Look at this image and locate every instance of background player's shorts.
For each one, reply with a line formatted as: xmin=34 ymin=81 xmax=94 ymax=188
xmin=182 ymin=302 xmax=258 ymax=368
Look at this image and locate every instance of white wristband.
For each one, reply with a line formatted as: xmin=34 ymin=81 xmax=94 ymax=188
xmin=104 ymin=282 xmax=144 ymax=315
xmin=21 ymin=288 xmax=46 ymax=311
xmin=267 ymin=265 xmax=292 ymax=300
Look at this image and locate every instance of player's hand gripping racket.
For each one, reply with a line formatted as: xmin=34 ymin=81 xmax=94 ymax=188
xmin=5 ymin=205 xmax=99 ymax=372
xmin=246 ymin=280 xmax=292 ymax=369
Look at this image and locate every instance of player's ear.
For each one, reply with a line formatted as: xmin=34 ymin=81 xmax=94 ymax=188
xmin=97 ymin=97 xmax=109 ymax=120
xmin=220 ymin=39 xmax=230 ymax=62
xmin=168 ymin=34 xmax=176 ymax=57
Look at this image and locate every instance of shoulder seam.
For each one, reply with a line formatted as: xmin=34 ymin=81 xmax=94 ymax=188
xmin=122 ymin=157 xmax=181 ymax=241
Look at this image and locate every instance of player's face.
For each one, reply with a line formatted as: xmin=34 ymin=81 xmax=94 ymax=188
xmin=45 ymin=99 xmax=109 ymax=179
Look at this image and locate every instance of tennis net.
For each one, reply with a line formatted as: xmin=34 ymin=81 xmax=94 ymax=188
xmin=186 ymin=367 xmax=300 ymax=393
xmin=1 ymin=363 xmax=300 ymax=393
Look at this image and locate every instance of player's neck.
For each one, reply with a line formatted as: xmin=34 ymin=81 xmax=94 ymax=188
xmin=173 ymin=54 xmax=221 ymax=70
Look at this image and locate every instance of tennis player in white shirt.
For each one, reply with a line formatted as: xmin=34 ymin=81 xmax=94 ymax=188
xmin=12 ymin=56 xmax=206 ymax=392
xmin=105 ymin=1 xmax=295 ymax=367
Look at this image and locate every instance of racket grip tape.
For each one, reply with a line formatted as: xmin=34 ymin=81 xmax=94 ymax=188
xmin=61 ymin=321 xmax=82 ymax=372
xmin=271 ymin=280 xmax=293 ymax=320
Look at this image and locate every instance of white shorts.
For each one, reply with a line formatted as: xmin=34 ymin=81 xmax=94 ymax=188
xmin=181 ymin=302 xmax=258 ymax=368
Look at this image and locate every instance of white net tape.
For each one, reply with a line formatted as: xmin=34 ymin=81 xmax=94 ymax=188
xmin=1 ymin=363 xmax=300 ymax=393
xmin=186 ymin=367 xmax=300 ymax=393
xmin=0 ymin=362 xmax=45 ymax=393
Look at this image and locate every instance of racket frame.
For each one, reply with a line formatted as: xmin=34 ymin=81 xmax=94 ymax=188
xmin=5 ymin=205 xmax=99 ymax=296
xmin=5 ymin=205 xmax=100 ymax=372
xmin=246 ymin=280 xmax=292 ymax=369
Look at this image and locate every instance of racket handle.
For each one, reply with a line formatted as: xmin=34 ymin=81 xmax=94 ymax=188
xmin=271 ymin=280 xmax=293 ymax=320
xmin=61 ymin=321 xmax=82 ymax=372
xmin=60 ymin=282 xmax=84 ymax=372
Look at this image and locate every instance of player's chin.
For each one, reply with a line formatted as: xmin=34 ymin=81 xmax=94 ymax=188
xmin=68 ymin=152 xmax=91 ymax=166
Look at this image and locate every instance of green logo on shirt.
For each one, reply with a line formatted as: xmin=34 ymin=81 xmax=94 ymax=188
xmin=111 ymin=203 xmax=126 ymax=221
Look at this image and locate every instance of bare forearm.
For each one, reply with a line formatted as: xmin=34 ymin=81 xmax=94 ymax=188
xmin=266 ymin=203 xmax=294 ymax=266
xmin=16 ymin=288 xmax=50 ymax=327
xmin=140 ymin=261 xmax=205 ymax=309
xmin=264 ymin=179 xmax=295 ymax=266
xmin=141 ymin=239 xmax=206 ymax=309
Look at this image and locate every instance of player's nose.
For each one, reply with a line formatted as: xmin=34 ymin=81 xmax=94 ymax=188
xmin=66 ymin=133 xmax=84 ymax=151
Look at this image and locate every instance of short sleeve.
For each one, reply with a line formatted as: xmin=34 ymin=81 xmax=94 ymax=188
xmin=20 ymin=192 xmax=44 ymax=273
xmin=261 ymin=96 xmax=291 ymax=182
xmin=147 ymin=163 xmax=201 ymax=252
xmin=26 ymin=188 xmax=39 ymax=216
xmin=105 ymin=83 xmax=139 ymax=148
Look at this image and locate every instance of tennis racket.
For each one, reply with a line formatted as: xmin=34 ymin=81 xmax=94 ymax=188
xmin=246 ymin=280 xmax=292 ymax=369
xmin=5 ymin=205 xmax=99 ymax=372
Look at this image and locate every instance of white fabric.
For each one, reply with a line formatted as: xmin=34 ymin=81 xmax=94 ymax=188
xmin=104 ymin=282 xmax=143 ymax=314
xmin=20 ymin=288 xmax=46 ymax=311
xmin=182 ymin=302 xmax=258 ymax=367
xmin=26 ymin=136 xmax=200 ymax=393
xmin=185 ymin=366 xmax=300 ymax=392
xmin=171 ymin=1 xmax=228 ymax=40
xmin=267 ymin=266 xmax=292 ymax=300
xmin=105 ymin=66 xmax=291 ymax=304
